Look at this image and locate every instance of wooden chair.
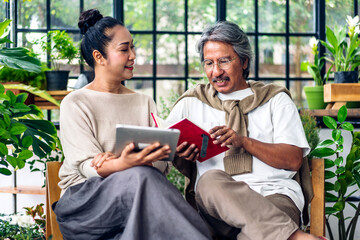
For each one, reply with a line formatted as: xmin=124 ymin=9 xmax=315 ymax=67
xmin=44 ymin=159 xmax=325 ymax=239
xmin=309 ymin=158 xmax=325 ymax=237
xmin=45 ymin=161 xmax=63 ymax=240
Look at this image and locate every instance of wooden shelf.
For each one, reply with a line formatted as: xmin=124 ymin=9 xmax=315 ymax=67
xmin=303 ymin=108 xmax=360 ymax=118
xmin=0 ymin=186 xmax=45 ymax=195
xmin=34 ymin=90 xmax=71 ymax=110
xmin=324 ymin=83 xmax=360 ymax=110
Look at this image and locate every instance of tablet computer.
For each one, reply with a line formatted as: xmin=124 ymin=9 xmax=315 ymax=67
xmin=115 ymin=124 xmax=180 ymax=161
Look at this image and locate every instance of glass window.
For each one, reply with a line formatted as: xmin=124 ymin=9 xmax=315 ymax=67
xmin=157 ymin=0 xmax=184 ymax=31
xmin=18 ymin=0 xmax=46 ymax=29
xmin=188 ymin=34 xmax=202 ymax=78
xmin=227 ymin=0 xmax=254 ymax=32
xmin=0 ymin=1 xmax=5 ymax=22
xmin=259 ymin=0 xmax=285 ymax=33
xmin=50 ymin=0 xmax=80 ymax=29
xmin=289 ymin=37 xmax=314 ymax=78
xmin=258 ymin=36 xmax=285 ymax=78
xmin=156 ymin=34 xmax=185 ymax=77
xmin=326 ymin=0 xmax=353 ymax=29
xmin=17 ymin=32 xmax=47 ymax=62
xmin=124 ymin=0 xmax=153 ymax=31
xmin=156 ymin=80 xmax=185 ymax=110
xmin=188 ymin=0 xmax=216 ymax=32
xmin=133 ymin=34 xmax=153 ymax=77
xmin=290 ymin=0 xmax=315 ymax=33
xmin=126 ymin=79 xmax=154 ymax=98
xmin=84 ymin=0 xmax=113 ymax=17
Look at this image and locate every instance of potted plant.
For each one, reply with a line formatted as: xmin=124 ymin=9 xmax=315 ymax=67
xmin=310 ymin=105 xmax=360 ymax=240
xmin=320 ymin=15 xmax=360 ymax=83
xmin=38 ymin=30 xmax=79 ymax=90
xmin=301 ymin=37 xmax=327 ymax=109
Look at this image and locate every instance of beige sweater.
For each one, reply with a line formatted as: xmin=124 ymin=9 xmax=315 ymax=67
xmin=58 ymin=88 xmax=168 ymax=194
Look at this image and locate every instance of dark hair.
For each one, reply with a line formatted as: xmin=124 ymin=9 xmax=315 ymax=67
xmin=78 ymin=9 xmax=124 ymax=68
xmin=196 ymin=21 xmax=253 ymax=79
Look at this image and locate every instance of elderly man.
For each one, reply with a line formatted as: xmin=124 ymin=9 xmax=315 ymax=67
xmin=167 ymin=21 xmax=323 ymax=240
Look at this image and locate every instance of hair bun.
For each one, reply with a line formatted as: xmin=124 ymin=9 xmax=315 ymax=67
xmin=78 ymin=9 xmax=103 ymax=34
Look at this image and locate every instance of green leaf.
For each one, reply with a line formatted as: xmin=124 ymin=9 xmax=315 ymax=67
xmin=18 ymin=149 xmax=33 ymax=160
xmin=333 ymin=201 xmax=345 ymax=211
xmin=337 ymin=105 xmax=347 ymax=123
xmin=332 ymin=129 xmax=341 ymax=141
xmin=21 ymin=135 xmax=33 ymax=148
xmin=353 ymin=171 xmax=360 ymax=188
xmin=326 ymin=26 xmax=338 ymax=49
xmin=318 ymin=139 xmax=335 ymax=148
xmin=334 ymin=156 xmax=343 ymax=166
xmin=3 ymin=113 xmax=10 ymax=126
xmin=341 ymin=122 xmax=354 ymax=131
xmin=12 ymin=102 xmax=31 ymax=112
xmin=0 ymin=47 xmax=41 ymax=73
xmin=337 ymin=135 xmax=344 ymax=145
xmin=16 ymin=158 xmax=25 ymax=169
xmin=325 ymin=182 xmax=334 ymax=191
xmin=0 ymin=84 xmax=4 ymax=94
xmin=325 ymin=206 xmax=337 ymax=215
xmin=311 ymin=147 xmax=335 ymax=158
xmin=334 ymin=180 xmax=341 ymax=192
xmin=15 ymin=92 xmax=28 ymax=103
xmin=0 ymin=142 xmax=7 ymax=155
xmin=0 ymin=167 xmax=11 ymax=175
xmin=335 ymin=145 xmax=343 ymax=153
xmin=325 ymin=192 xmax=338 ymax=202
xmin=6 ymin=90 xmax=16 ymax=105
xmin=335 ymin=166 xmax=345 ymax=175
xmin=9 ymin=123 xmax=27 ymax=135
xmin=324 ymin=159 xmax=335 ymax=168
xmin=6 ymin=155 xmax=17 ymax=168
xmin=325 ymin=170 xmax=336 ymax=179
xmin=323 ymin=116 xmax=337 ymax=129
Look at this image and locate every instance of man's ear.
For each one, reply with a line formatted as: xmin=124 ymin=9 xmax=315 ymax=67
xmin=243 ymin=57 xmax=249 ymax=70
xmin=93 ymin=50 xmax=104 ymax=65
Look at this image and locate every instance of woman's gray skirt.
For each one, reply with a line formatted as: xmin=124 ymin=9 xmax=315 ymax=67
xmin=53 ymin=166 xmax=211 ymax=240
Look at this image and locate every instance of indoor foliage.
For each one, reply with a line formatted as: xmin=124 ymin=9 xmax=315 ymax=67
xmin=310 ymin=105 xmax=360 ymax=240
xmin=0 ymin=83 xmax=60 ymax=176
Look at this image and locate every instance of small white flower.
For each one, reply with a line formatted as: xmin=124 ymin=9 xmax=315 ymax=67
xmin=309 ymin=37 xmax=319 ymax=48
xmin=346 ymin=15 xmax=359 ymax=27
xmin=355 ymin=25 xmax=360 ymax=34
xmin=9 ymin=214 xmax=34 ymax=227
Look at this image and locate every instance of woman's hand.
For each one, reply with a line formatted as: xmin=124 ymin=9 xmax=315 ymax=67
xmin=175 ymin=141 xmax=199 ymax=162
xmin=92 ymin=142 xmax=172 ymax=172
xmin=91 ymin=152 xmax=116 ymax=170
xmin=119 ymin=142 xmax=171 ymax=168
xmin=209 ymin=125 xmax=244 ymax=148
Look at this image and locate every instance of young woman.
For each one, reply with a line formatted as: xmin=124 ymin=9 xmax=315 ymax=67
xmin=53 ymin=9 xmax=211 ymax=240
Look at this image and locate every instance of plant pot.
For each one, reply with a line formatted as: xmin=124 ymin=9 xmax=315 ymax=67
xmin=304 ymin=85 xmax=327 ymax=109
xmin=334 ymin=71 xmax=358 ymax=83
xmin=45 ymin=70 xmax=69 ymax=90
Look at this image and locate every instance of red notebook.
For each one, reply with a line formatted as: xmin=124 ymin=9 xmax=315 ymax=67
xmin=151 ymin=113 xmax=228 ymax=162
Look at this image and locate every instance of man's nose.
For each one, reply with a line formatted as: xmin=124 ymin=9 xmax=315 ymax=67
xmin=212 ymin=64 xmax=224 ymax=77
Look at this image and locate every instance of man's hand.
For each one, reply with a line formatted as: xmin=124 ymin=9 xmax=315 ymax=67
xmin=209 ymin=125 xmax=303 ymax=171
xmin=176 ymin=141 xmax=199 ymax=162
xmin=209 ymin=125 xmax=244 ymax=148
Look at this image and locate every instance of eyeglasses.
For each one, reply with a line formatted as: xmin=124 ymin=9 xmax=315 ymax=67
xmin=202 ymin=57 xmax=237 ymax=72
